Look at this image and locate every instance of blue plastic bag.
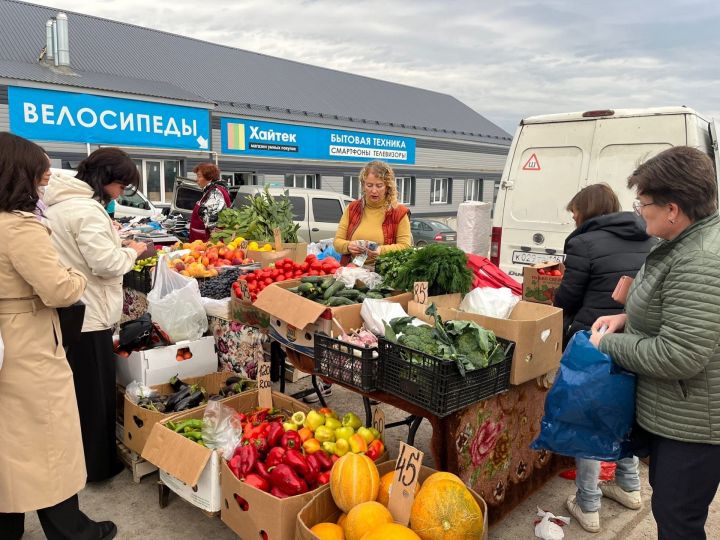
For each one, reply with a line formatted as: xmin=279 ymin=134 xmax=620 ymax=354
xmin=531 ymin=331 xmax=636 ymax=461
xmin=317 ymin=246 xmax=341 ymax=262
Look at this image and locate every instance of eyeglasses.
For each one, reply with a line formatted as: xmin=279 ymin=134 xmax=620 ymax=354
xmin=632 ymin=200 xmax=659 ymax=214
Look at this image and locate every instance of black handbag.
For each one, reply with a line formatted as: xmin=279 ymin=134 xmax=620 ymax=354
xmin=56 ymin=300 xmax=86 ymax=348
xmin=119 ymin=313 xmax=154 ymax=350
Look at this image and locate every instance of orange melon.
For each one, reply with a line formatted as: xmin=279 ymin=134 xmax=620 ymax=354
xmin=360 ymin=523 xmax=421 ymax=540
xmin=377 ymin=470 xmax=421 ymax=507
xmin=330 ymin=453 xmax=380 ymax=513
xmin=343 ymin=501 xmax=393 ymax=540
xmin=310 ymin=522 xmax=345 ymax=540
xmin=336 ymin=512 xmax=347 ymax=528
xmin=410 ymin=479 xmax=484 ymax=539
xmin=419 ymin=472 xmax=465 ymax=492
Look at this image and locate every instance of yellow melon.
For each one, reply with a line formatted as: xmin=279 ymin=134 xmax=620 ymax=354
xmin=310 ymin=522 xmax=345 ymax=540
xmin=409 ymin=479 xmax=484 ymax=539
xmin=360 ymin=523 xmax=422 ymax=540
xmin=343 ymin=501 xmax=392 ymax=540
xmin=330 ymin=453 xmax=380 ymax=513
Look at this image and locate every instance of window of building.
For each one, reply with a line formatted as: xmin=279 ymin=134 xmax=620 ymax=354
xmin=221 ymin=172 xmax=259 ymax=186
xmin=132 ymin=158 xmax=181 ymax=204
xmin=343 ymin=175 xmax=361 ymax=199
xmin=396 ymin=176 xmax=414 ymax=205
xmin=312 ymin=198 xmax=343 ymax=223
xmin=431 ymin=177 xmax=450 ymax=204
xmin=464 ymin=178 xmax=483 ymax=201
xmin=285 ymin=173 xmax=320 ymax=189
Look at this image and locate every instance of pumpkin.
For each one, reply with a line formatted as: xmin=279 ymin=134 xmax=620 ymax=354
xmin=377 ymin=470 xmax=421 ymax=507
xmin=410 ymin=479 xmax=484 ymax=539
xmin=360 ymin=523 xmax=422 ymax=540
xmin=330 ymin=453 xmax=380 ymax=513
xmin=310 ymin=522 xmax=345 ymax=540
xmin=343 ymin=501 xmax=393 ymax=540
xmin=419 ymin=472 xmax=465 ymax=492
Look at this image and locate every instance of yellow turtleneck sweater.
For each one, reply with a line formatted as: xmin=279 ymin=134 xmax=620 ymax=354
xmin=334 ymin=198 xmax=412 ymax=256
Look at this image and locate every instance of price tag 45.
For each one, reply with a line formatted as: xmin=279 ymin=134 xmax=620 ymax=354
xmin=387 ymin=442 xmax=424 ymax=526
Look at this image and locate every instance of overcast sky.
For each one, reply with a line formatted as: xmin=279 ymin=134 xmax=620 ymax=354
xmin=28 ymin=0 xmax=720 ymax=134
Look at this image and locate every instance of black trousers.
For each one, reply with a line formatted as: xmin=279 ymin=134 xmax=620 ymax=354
xmin=649 ymin=433 xmax=720 ymax=540
xmin=66 ymin=329 xmax=123 ymax=483
xmin=0 ymin=494 xmax=99 ymax=540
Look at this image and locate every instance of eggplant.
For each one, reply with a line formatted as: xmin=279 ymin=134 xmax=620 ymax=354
xmin=175 ymin=390 xmax=205 ymax=412
xmin=169 ymin=374 xmax=188 ymax=392
xmin=225 ymin=376 xmax=241 ymax=386
xmin=165 ymin=386 xmax=191 ymax=411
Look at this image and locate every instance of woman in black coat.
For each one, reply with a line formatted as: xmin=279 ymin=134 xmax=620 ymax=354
xmin=554 ymin=183 xmax=655 ymax=533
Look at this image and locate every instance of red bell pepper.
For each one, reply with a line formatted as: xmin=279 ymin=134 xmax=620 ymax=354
xmin=270 ymin=486 xmax=289 ymax=499
xmin=254 ymin=460 xmax=272 ymax=483
xmin=283 ymin=448 xmax=309 ymax=478
xmin=266 ymin=421 xmax=284 ymax=448
xmin=313 ymin=450 xmax=333 ymax=471
xmin=280 ymin=430 xmax=302 ymax=450
xmin=228 ymin=455 xmax=243 ymax=479
xmin=243 ymin=473 xmax=270 ymax=492
xmin=303 ymin=453 xmax=321 ymax=485
xmin=265 ymin=446 xmax=286 ymax=468
xmin=317 ymin=471 xmax=331 ymax=485
xmin=237 ymin=444 xmax=259 ymax=478
xmin=366 ymin=439 xmax=385 ymax=461
xmin=269 ymin=463 xmax=308 ymax=496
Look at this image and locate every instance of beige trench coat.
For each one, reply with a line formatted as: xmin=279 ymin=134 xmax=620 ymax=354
xmin=0 ymin=212 xmax=87 ymax=512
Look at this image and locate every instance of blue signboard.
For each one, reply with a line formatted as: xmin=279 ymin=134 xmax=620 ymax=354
xmin=221 ymin=117 xmax=415 ymax=164
xmin=8 ymin=86 xmax=211 ymax=151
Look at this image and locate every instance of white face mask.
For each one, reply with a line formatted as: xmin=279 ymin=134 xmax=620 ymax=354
xmin=38 ymin=185 xmax=46 ymax=197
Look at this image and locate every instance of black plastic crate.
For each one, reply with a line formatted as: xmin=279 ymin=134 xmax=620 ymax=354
xmin=378 ymin=337 xmax=514 ymax=417
xmin=123 ymin=267 xmax=154 ymax=294
xmin=314 ymin=334 xmax=380 ymax=392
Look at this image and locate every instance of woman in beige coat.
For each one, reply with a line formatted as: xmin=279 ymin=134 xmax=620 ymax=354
xmin=0 ymin=133 xmax=117 ymax=539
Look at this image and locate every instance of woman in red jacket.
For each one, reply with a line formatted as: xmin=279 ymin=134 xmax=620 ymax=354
xmin=189 ymin=163 xmax=231 ymax=241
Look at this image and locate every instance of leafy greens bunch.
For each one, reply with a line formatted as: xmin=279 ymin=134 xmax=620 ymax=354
xmin=211 ymin=185 xmax=300 ymax=243
xmin=384 ymin=303 xmax=505 ymax=376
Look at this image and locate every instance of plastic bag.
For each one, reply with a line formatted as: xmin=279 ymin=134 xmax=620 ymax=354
xmin=317 ymin=246 xmax=341 ymax=262
xmin=531 ymin=331 xmax=636 ymax=461
xmin=534 ymin=508 xmax=570 ymax=540
xmin=147 ymin=255 xmax=208 ymax=342
xmin=334 ymin=266 xmax=383 ymax=289
xmin=360 ymin=299 xmax=409 ymax=336
xmin=125 ymin=381 xmax=158 ymax=405
xmin=307 ymin=238 xmax=335 ymax=257
xmin=202 ymin=400 xmax=243 ymax=458
xmin=459 ymin=287 xmax=519 ymax=318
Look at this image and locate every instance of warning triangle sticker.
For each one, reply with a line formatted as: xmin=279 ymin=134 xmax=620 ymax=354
xmin=522 ymin=153 xmax=541 ymax=171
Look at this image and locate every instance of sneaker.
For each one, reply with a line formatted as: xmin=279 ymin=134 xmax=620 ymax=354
xmin=599 ymin=480 xmax=642 ymax=510
xmin=566 ymin=495 xmax=600 ymax=533
xmin=98 ymin=521 xmax=117 ymax=540
xmin=303 ymin=382 xmax=332 ymax=403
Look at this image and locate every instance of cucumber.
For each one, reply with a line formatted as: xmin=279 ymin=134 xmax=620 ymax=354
xmin=335 ymin=289 xmax=361 ymax=299
xmin=365 ymin=291 xmax=384 ymax=299
xmin=326 ymin=296 xmax=355 ymax=307
xmin=323 ymin=280 xmax=346 ymax=300
xmin=300 ymin=276 xmax=325 ymax=284
xmin=297 ymin=282 xmax=316 ymax=294
xmin=287 ymin=287 xmax=299 ymax=293
xmin=356 ymin=293 xmax=367 ymax=303
xmin=320 ymin=277 xmax=336 ymax=290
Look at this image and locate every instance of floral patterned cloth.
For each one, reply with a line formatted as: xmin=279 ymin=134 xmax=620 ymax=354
xmin=207 ymin=316 xmax=267 ymax=377
xmin=121 ymin=288 xmax=149 ymax=324
xmin=453 ymin=378 xmax=564 ymax=516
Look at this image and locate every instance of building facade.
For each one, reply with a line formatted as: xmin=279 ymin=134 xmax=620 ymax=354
xmin=0 ymin=0 xmax=511 ymax=218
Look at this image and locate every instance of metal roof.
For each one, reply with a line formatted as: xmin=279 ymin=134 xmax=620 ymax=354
xmin=0 ymin=0 xmax=512 ymax=143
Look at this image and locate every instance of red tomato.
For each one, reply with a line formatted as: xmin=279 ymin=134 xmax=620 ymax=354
xmin=264 ymin=277 xmax=273 ymax=285
xmin=300 ymin=262 xmax=309 ymax=272
xmin=551 ymin=269 xmax=562 ymax=277
xmin=277 ymin=274 xmax=286 ymax=281
xmin=245 ymin=274 xmax=256 ymax=282
xmin=305 ymin=254 xmax=316 ymax=263
xmin=310 ymin=261 xmax=322 ymax=271
xmin=294 ymin=270 xmax=303 ymax=277
xmin=309 ymin=270 xmax=319 ymax=276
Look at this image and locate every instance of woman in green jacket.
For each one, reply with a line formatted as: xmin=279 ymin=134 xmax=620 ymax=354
xmin=591 ymin=146 xmax=720 ymax=540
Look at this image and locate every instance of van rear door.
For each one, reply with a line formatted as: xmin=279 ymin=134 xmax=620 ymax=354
xmin=497 ymin=120 xmax=596 ymax=278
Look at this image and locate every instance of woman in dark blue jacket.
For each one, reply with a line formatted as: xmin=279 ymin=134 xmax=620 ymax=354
xmin=554 ymin=183 xmax=655 ymax=533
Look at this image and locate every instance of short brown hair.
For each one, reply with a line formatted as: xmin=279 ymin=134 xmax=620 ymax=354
xmin=627 ymin=146 xmax=717 ymax=221
xmin=76 ymin=147 xmax=140 ymax=204
xmin=0 ymin=132 xmax=48 ymax=213
xmin=194 ymin=163 xmax=220 ymax=182
xmin=566 ymin=183 xmax=620 ymax=225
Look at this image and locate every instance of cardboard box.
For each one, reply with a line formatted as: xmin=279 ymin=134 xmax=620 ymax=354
xmin=115 ymin=335 xmax=218 ymax=387
xmin=522 ymin=261 xmax=565 ymax=305
xmin=282 ymin=242 xmax=309 ymax=264
xmin=229 ymin=289 xmax=271 ymax=329
xmin=254 ymin=279 xmax=412 ymax=356
xmin=142 ymin=390 xmax=308 ymax=513
xmin=247 ymin=248 xmax=293 ymax=268
xmin=123 ymin=372 xmax=254 ymax=455
xmin=409 ymin=295 xmax=562 ymax=385
xmin=295 ymin=460 xmax=488 ymax=540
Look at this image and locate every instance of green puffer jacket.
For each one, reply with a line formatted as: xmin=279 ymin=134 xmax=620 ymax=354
xmin=600 ymin=213 xmax=720 ymax=444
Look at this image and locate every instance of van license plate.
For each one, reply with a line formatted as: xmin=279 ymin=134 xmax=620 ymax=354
xmin=511 ymin=251 xmax=564 ymax=265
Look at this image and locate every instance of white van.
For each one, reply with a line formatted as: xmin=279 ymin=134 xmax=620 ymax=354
xmin=490 ymin=107 xmax=720 ymax=279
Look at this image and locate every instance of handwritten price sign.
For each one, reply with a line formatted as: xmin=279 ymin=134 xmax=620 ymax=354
xmin=387 ymin=442 xmax=424 ymax=525
xmin=372 ymin=407 xmax=385 ymax=440
xmin=238 ymin=279 xmax=251 ymax=302
xmin=413 ymin=282 xmax=429 ymax=304
xmin=257 ymin=357 xmax=272 ymax=408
